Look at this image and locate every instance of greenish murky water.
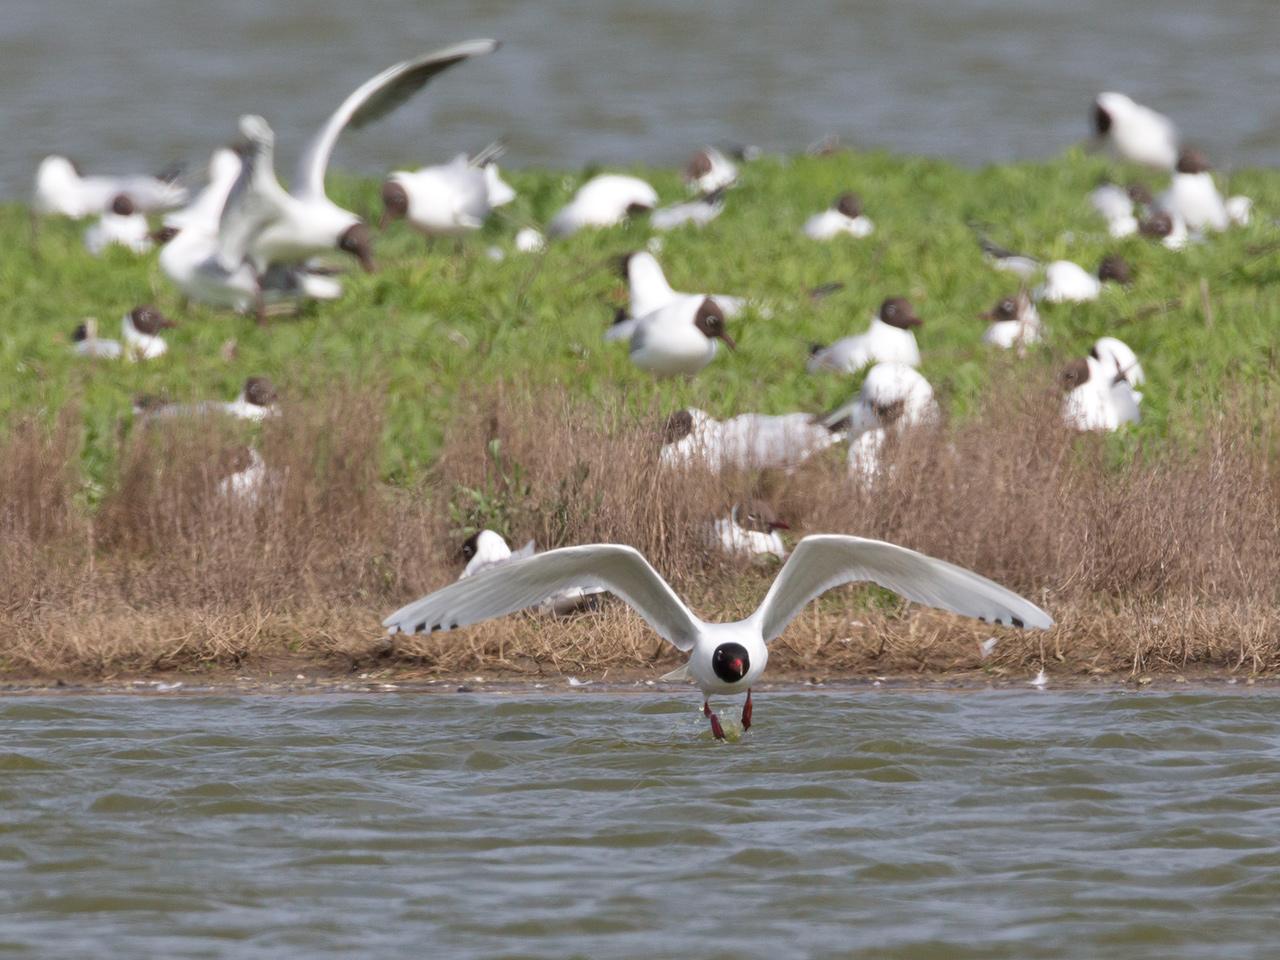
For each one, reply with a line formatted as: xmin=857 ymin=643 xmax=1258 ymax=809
xmin=2 ymin=690 xmax=1280 ymax=958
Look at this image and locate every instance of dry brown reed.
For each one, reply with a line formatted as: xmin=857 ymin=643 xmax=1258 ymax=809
xmin=3 ymin=370 xmax=1279 ymax=681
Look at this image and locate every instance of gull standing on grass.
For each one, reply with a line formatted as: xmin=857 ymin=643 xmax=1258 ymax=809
xmin=660 ymin=408 xmax=841 ymax=472
xmin=803 ymin=193 xmax=875 ymax=239
xmin=381 ymin=143 xmax=515 ymax=237
xmin=807 ymin=297 xmax=922 ymax=374
xmin=83 ymin=195 xmax=153 ymax=255
xmin=546 ymin=174 xmax=658 ymax=237
xmin=709 ymin=502 xmax=790 ymax=560
xmin=605 ymin=251 xmax=747 ymax=342
xmin=384 ymin=537 xmax=1052 ymax=739
xmin=33 ymin=155 xmax=187 ymax=218
xmin=626 ymin=296 xmax=735 ymax=377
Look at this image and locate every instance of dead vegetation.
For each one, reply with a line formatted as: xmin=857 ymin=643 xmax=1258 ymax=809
xmin=2 ymin=371 xmax=1279 ymax=682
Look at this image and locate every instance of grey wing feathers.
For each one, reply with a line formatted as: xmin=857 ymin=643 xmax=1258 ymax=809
xmin=296 ymin=39 xmax=500 ymax=198
xmin=217 ymin=115 xmax=287 ymax=270
xmin=383 ymin=544 xmax=701 ymax=650
xmin=755 ymin=535 xmax=1053 ymax=643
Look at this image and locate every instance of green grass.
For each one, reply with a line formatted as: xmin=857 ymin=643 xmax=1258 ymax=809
xmin=3 ymin=147 xmax=1278 ymax=490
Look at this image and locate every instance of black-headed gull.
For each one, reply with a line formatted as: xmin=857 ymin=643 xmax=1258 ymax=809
xmin=218 ymin=40 xmax=499 ymax=280
xmin=981 ymin=292 xmax=1041 ymax=349
xmin=1138 ymin=210 xmax=1190 ymax=250
xmin=651 ymin=190 xmax=725 ymax=231
xmin=807 ymin=297 xmax=922 ymax=373
xmin=138 ymin=376 xmax=279 ymax=422
xmin=684 ymin=147 xmax=737 ymax=194
xmin=71 ymin=318 xmax=123 ymax=359
xmin=83 ymin=195 xmax=153 ymax=255
xmin=33 ymin=155 xmax=187 ymax=218
xmin=165 ymin=147 xmax=244 ymax=233
xmin=979 ymin=237 xmax=1040 ymax=280
xmin=1089 ymin=182 xmax=1149 ymax=238
xmin=547 ymin=174 xmax=658 ymax=237
xmin=605 ymin=251 xmax=746 ymax=343
xmin=216 ymin=447 xmax=268 ymax=504
xmin=121 ymin=306 xmax=176 ymax=361
xmin=1092 ymin=92 xmax=1179 ymax=170
xmin=820 ymin=362 xmax=937 ymax=482
xmin=627 ymin=296 xmax=735 ymax=377
xmin=660 ymin=408 xmax=841 ymax=472
xmin=1035 ymin=255 xmax=1131 ymax=304
xmin=382 ymin=146 xmax=515 ymax=236
xmin=1090 ymin=336 xmax=1144 ymax=389
xmin=383 ymin=537 xmax=1052 ymax=739
xmin=1159 ymin=149 xmax=1229 ymax=233
xmin=710 ymin=502 xmax=789 ymax=560
xmin=803 ymin=193 xmax=875 ymax=240
xmin=1061 ymin=357 xmax=1141 ymax=432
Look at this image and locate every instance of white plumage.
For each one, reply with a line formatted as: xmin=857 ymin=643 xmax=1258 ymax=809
xmin=547 ymin=174 xmax=658 ymax=237
xmin=383 ymin=536 xmax=1052 ymax=737
xmin=807 ymin=298 xmax=922 ymax=374
xmin=1093 ymin=92 xmax=1179 ymax=170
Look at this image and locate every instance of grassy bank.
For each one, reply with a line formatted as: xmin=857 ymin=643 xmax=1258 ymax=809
xmin=2 ymin=148 xmax=1279 ymax=682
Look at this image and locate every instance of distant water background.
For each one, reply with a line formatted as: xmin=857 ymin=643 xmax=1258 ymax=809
xmin=2 ymin=0 xmax=1276 ymax=199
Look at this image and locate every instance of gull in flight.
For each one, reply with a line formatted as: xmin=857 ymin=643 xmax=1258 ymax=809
xmin=384 ymin=537 xmax=1052 ymax=739
xmin=216 ymin=40 xmax=500 ymax=309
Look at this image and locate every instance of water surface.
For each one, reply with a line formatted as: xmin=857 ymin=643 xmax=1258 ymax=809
xmin=2 ymin=689 xmax=1279 ymax=958
xmin=2 ymin=0 xmax=1276 ymax=199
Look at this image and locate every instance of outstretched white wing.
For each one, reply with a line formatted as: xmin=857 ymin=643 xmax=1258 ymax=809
xmin=295 ymin=39 xmax=500 ymax=199
xmin=753 ymin=535 xmax=1052 ymax=643
xmin=383 ymin=544 xmax=702 ymax=650
xmin=216 ymin=115 xmax=290 ymax=271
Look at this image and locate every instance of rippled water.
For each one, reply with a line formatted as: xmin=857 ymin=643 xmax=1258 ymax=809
xmin=3 ymin=690 xmax=1280 ymax=958
xmin=2 ymin=0 xmax=1277 ymax=199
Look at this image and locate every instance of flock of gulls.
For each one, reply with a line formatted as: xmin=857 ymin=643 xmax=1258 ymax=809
xmin=37 ymin=40 xmax=1253 ymax=736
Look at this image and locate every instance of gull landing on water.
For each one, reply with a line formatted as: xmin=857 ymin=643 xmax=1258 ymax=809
xmin=383 ymin=536 xmax=1052 ymax=740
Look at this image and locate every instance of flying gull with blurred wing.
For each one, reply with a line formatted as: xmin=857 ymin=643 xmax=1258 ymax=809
xmin=384 ymin=537 xmax=1052 ymax=739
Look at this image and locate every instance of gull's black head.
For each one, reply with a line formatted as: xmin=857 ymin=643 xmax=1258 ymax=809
xmin=150 ymin=225 xmax=180 ymax=246
xmin=1126 ymin=182 xmax=1154 ymax=207
xmin=879 ymin=297 xmax=922 ymax=330
xmin=1176 ymin=148 xmax=1211 ymax=174
xmin=130 ymin=305 xmax=175 ymax=335
xmin=835 ymin=192 xmax=863 ymax=218
xmin=685 ymin=149 xmax=714 ymax=181
xmin=693 ymin=298 xmax=735 ymax=349
xmin=662 ymin=409 xmax=695 ymax=444
xmin=380 ymin=180 xmax=409 ymax=228
xmin=1061 ymin=357 xmax=1091 ymax=391
xmin=1092 ymin=102 xmax=1112 ymax=136
xmin=338 ymin=223 xmax=375 ymax=272
xmin=1098 ymin=254 xmax=1132 ymax=285
xmin=712 ymin=642 xmax=751 ymax=684
xmin=984 ymin=296 xmax=1018 ymax=323
xmin=459 ymin=531 xmax=482 ymax=563
xmin=1139 ymin=211 xmax=1174 ymax=239
xmin=243 ymin=376 xmax=278 ymax=408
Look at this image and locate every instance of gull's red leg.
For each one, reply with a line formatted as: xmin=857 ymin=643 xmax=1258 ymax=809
xmin=741 ymin=688 xmax=753 ymax=731
xmin=703 ymin=699 xmax=725 ymax=741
